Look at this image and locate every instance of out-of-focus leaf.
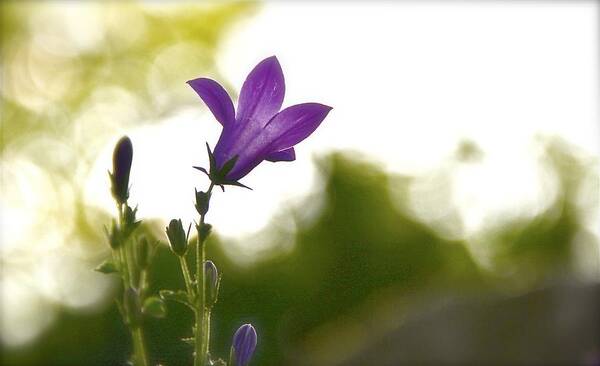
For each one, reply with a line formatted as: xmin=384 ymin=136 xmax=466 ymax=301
xmin=142 ymin=297 xmax=167 ymax=318
xmin=95 ymin=260 xmax=118 ymax=274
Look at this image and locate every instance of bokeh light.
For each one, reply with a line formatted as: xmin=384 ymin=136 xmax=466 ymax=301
xmin=1 ymin=1 xmax=598 ymax=365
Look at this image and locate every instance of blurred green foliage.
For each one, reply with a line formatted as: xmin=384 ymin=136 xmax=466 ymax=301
xmin=4 ymin=139 xmax=597 ymax=365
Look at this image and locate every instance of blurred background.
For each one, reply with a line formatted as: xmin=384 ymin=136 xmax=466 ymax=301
xmin=1 ymin=1 xmax=599 ymax=365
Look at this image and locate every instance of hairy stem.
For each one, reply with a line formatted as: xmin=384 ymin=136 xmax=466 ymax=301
xmin=179 ymin=256 xmax=194 ymax=296
xmin=194 ymin=182 xmax=214 ymax=366
xmin=117 ymin=203 xmax=149 ymax=366
xmin=132 ymin=328 xmax=149 ymax=366
xmin=203 ymin=308 xmax=211 ymax=363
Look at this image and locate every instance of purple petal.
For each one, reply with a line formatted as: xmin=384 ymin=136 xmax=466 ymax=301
xmin=265 ymin=147 xmax=296 ymax=162
xmin=265 ymin=103 xmax=332 ymax=152
xmin=232 ymin=324 xmax=257 ymax=366
xmin=187 ymin=78 xmax=235 ymax=126
xmin=236 ymin=56 xmax=285 ymax=128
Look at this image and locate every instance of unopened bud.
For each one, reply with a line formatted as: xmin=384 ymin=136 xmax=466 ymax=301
xmin=110 ymin=136 xmax=133 ymax=204
xmin=166 ymin=219 xmax=187 ymax=256
xmin=204 ymin=260 xmax=219 ymax=306
xmin=107 ymin=219 xmax=121 ymax=249
xmin=136 ymin=236 xmax=151 ymax=269
xmin=230 ymin=324 xmax=257 ymax=366
xmin=195 ymin=189 xmax=210 ymax=216
xmin=197 ymin=223 xmax=212 ymax=244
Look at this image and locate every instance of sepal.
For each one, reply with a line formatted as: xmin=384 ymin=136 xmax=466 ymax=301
xmin=122 ymin=205 xmax=141 ymax=240
xmin=194 ymin=143 xmax=252 ymax=190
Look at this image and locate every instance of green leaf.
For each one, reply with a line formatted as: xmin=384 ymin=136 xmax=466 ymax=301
xmin=95 ymin=259 xmax=118 ymax=274
xmin=142 ymin=296 xmax=167 ymax=318
xmin=181 ymin=337 xmax=195 ymax=346
xmin=159 ymin=289 xmax=194 ymax=310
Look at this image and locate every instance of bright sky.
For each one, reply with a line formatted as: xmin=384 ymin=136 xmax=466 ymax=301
xmin=105 ymin=2 xmax=599 ymax=247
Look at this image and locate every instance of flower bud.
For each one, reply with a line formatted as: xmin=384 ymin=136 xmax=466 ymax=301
xmin=194 ymin=189 xmax=211 ymax=216
xmin=110 ymin=136 xmax=133 ymax=204
xmin=230 ymin=324 xmax=257 ymax=366
xmin=124 ymin=205 xmax=137 ymax=226
xmin=122 ymin=205 xmax=141 ymax=240
xmin=197 ymin=223 xmax=212 ymax=244
xmin=107 ymin=219 xmax=121 ymax=249
xmin=166 ymin=219 xmax=187 ymax=256
xmin=136 ymin=236 xmax=151 ymax=269
xmin=204 ymin=260 xmax=219 ymax=305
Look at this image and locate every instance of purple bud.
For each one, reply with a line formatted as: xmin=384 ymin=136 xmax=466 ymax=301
xmin=110 ymin=136 xmax=133 ymax=204
xmin=204 ymin=260 xmax=219 ymax=305
xmin=231 ymin=324 xmax=257 ymax=366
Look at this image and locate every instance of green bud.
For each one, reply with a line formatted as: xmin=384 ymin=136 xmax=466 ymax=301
xmin=106 ymin=219 xmax=121 ymax=249
xmin=122 ymin=206 xmax=141 ymax=240
xmin=110 ymin=136 xmax=133 ymax=205
xmin=194 ymin=189 xmax=210 ymax=216
xmin=124 ymin=205 xmax=137 ymax=226
xmin=135 ymin=236 xmax=151 ymax=269
xmin=166 ymin=219 xmax=188 ymax=256
xmin=197 ymin=223 xmax=212 ymax=244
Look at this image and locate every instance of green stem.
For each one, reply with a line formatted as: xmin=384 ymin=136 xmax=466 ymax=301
xmin=203 ymin=308 xmax=211 ymax=362
xmin=126 ymin=242 xmax=137 ymax=288
xmin=179 ymin=256 xmax=194 ymax=296
xmin=132 ymin=328 xmax=149 ymax=366
xmin=139 ymin=270 xmax=148 ymax=298
xmin=117 ymin=203 xmax=149 ymax=366
xmin=194 ymin=238 xmax=206 ymax=366
xmin=194 ymin=182 xmax=214 ymax=366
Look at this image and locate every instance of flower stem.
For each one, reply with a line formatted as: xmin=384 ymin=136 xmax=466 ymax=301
xmin=203 ymin=308 xmax=211 ymax=362
xmin=194 ymin=182 xmax=214 ymax=366
xmin=132 ymin=328 xmax=149 ymax=366
xmin=117 ymin=203 xmax=149 ymax=366
xmin=179 ymin=256 xmax=194 ymax=296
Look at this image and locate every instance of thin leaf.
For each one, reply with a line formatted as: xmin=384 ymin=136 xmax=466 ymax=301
xmin=95 ymin=259 xmax=118 ymax=274
xmin=159 ymin=289 xmax=194 ymax=310
xmin=142 ymin=296 xmax=167 ymax=318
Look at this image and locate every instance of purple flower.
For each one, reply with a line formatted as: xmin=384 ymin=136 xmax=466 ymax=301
xmin=230 ymin=324 xmax=257 ymax=366
xmin=188 ymin=56 xmax=332 ymax=184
